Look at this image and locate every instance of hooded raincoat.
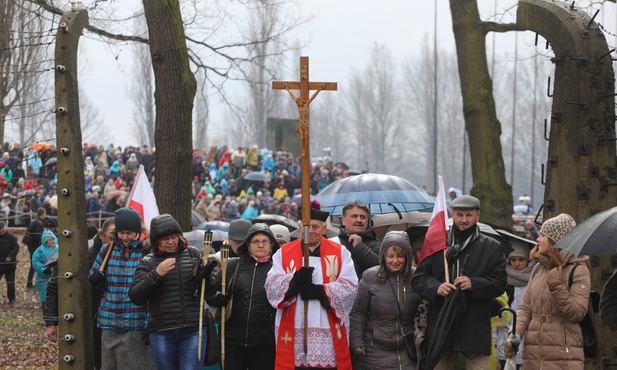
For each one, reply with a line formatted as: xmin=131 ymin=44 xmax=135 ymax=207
xmin=31 ymin=230 xmax=58 ymax=303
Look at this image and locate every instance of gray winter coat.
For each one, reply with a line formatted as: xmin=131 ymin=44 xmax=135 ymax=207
xmin=350 ymin=231 xmax=421 ymax=370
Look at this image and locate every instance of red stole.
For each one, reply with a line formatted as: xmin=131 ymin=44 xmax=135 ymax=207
xmin=275 ymin=238 xmax=352 ymax=370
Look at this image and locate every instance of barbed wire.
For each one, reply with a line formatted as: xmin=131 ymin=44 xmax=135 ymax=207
xmin=8 ymin=34 xmax=55 ymax=42
xmin=8 ymin=97 xmax=55 ymax=108
xmin=0 ymin=29 xmax=56 ymax=36
xmin=1 ymin=40 xmax=55 ymax=51
xmin=2 ymin=109 xmax=54 ymax=121
xmin=599 ymin=23 xmax=617 ymax=39
xmin=4 ymin=66 xmax=55 ymax=75
xmin=9 ymin=59 xmax=54 ymax=67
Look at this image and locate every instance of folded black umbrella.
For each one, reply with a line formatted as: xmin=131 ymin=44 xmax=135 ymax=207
xmin=423 ymin=256 xmax=470 ymax=370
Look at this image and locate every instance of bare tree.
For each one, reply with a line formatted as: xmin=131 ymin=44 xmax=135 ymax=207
xmin=1 ymin=0 xmax=56 ymax=145
xmin=130 ymin=15 xmax=155 ymax=147
xmin=193 ymin=69 xmax=209 ymax=150
xmin=229 ymin=0 xmax=306 ymax=147
xmin=402 ymin=37 xmax=467 ymax=191
xmin=448 ymin=0 xmax=520 ymax=227
xmin=80 ymin=91 xmax=112 ymax=144
xmin=343 ymin=43 xmax=404 ymax=174
xmin=142 ymin=0 xmax=196 ymax=229
xmin=311 ymin=93 xmax=347 ymax=166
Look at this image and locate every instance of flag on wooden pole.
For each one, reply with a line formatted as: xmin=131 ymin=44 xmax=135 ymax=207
xmin=417 ymin=175 xmax=449 ymax=265
xmin=126 ymin=165 xmax=159 ymax=230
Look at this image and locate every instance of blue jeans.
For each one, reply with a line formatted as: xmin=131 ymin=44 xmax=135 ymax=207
xmin=149 ymin=326 xmax=206 ymax=370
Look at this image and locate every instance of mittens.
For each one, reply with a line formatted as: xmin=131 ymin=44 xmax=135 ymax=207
xmin=300 ymin=283 xmax=331 ymax=309
xmin=292 ymin=266 xmax=314 ymax=288
xmin=196 ymin=260 xmax=218 ymax=282
xmin=213 ymin=292 xmax=231 ymax=306
xmin=88 ymin=270 xmax=106 ymax=287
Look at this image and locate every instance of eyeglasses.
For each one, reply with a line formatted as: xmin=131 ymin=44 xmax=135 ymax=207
xmin=250 ymin=240 xmax=271 ymax=246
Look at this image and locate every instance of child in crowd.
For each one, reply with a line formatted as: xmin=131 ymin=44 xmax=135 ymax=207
xmin=32 ymin=229 xmax=58 ymax=317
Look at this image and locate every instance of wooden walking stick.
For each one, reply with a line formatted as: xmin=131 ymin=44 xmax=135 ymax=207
xmin=220 ymin=241 xmax=230 ymax=369
xmin=198 ymin=229 xmax=213 ymax=361
xmin=273 ymin=56 xmax=337 ymax=354
xmin=99 ymin=240 xmax=114 ymax=272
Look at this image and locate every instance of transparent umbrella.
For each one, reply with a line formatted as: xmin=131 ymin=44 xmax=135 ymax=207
xmin=315 ymin=173 xmax=434 ymax=216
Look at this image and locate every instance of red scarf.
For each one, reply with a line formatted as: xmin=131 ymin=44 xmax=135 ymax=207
xmin=275 ymin=238 xmax=352 ymax=370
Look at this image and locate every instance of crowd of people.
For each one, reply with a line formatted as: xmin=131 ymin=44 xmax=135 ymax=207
xmin=1 ymin=140 xmax=617 ymax=370
xmin=78 ymin=142 xmax=355 ymax=225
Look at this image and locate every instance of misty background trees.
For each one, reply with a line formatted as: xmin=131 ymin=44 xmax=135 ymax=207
xmin=3 ymin=0 xmax=613 ymax=213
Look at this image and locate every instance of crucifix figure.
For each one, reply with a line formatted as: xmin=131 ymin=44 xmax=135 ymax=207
xmin=272 ymin=56 xmax=337 ymax=353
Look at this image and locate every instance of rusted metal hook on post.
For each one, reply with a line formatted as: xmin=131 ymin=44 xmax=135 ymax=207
xmin=586 ymin=9 xmax=600 ymax=29
xmin=596 ymin=49 xmax=615 ymax=63
xmin=565 ymin=100 xmax=589 ymax=110
xmin=601 ymin=182 xmax=617 ymax=192
xmin=547 ymin=76 xmax=554 ymax=97
xmin=543 ymin=119 xmax=550 ymax=141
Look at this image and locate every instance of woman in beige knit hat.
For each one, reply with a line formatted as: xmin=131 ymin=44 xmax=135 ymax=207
xmin=504 ymin=213 xmax=590 ymax=369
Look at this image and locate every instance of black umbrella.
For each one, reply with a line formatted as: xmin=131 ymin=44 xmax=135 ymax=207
xmin=554 ymin=206 xmax=617 ymax=256
xmin=499 ymin=307 xmax=521 ymax=369
xmin=244 ymin=171 xmax=268 ymax=182
xmin=195 ymin=220 xmax=230 ymax=232
xmin=423 ymin=255 xmax=470 ymax=370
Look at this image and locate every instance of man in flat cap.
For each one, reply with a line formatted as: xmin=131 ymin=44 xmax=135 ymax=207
xmin=266 ymin=203 xmax=357 ymax=369
xmin=412 ymin=195 xmax=507 ymax=370
xmin=227 ymin=219 xmax=252 ymax=257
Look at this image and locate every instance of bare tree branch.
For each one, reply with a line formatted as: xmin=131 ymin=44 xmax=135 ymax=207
xmin=484 ymin=21 xmax=525 ymax=34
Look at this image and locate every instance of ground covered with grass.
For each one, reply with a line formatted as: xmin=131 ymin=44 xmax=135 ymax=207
xmin=0 ymin=231 xmax=58 ymax=369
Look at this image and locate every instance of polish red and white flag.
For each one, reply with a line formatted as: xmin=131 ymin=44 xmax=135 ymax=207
xmin=417 ymin=175 xmax=450 ymax=265
xmin=126 ymin=165 xmax=159 ymax=230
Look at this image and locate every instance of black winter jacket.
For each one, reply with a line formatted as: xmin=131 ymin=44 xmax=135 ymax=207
xmin=129 ymin=244 xmax=203 ymax=333
xmin=206 ymin=254 xmax=276 ymax=348
xmin=335 ymin=230 xmax=380 ymax=279
xmin=412 ymin=229 xmax=507 ymax=355
xmin=0 ymin=231 xmax=19 ymax=272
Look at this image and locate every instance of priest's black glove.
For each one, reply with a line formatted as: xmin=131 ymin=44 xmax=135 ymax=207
xmin=292 ymin=266 xmax=314 ymax=288
xmin=88 ymin=270 xmax=106 ymax=288
xmin=213 ymin=292 xmax=231 ymax=306
xmin=300 ymin=283 xmax=331 ymax=309
xmin=195 ymin=260 xmax=218 ymax=283
xmin=285 ymin=266 xmax=314 ymax=300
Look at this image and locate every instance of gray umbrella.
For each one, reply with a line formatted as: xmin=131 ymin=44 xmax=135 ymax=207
xmin=554 ymin=207 xmax=617 ymax=256
xmin=315 ymin=173 xmax=434 ymax=216
xmin=243 ymin=171 xmax=268 ymax=182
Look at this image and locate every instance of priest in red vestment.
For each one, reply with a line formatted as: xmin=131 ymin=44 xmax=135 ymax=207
xmin=266 ymin=206 xmax=358 ymax=370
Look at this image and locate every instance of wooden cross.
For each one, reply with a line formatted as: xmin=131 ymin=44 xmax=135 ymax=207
xmin=272 ymin=56 xmax=337 ymax=354
xmin=280 ymin=331 xmax=293 ymax=346
xmin=272 ymin=56 xmax=337 ymax=238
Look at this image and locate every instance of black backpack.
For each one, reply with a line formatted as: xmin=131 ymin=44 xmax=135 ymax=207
xmin=568 ymin=264 xmax=598 ymax=358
